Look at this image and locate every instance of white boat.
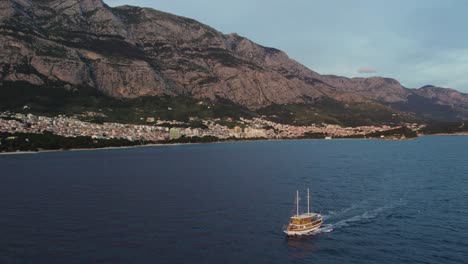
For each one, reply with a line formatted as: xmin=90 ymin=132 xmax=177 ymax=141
xmin=283 ymin=189 xmax=323 ymax=236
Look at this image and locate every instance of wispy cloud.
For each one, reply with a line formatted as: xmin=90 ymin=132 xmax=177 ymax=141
xmin=358 ymin=67 xmax=377 ymax=74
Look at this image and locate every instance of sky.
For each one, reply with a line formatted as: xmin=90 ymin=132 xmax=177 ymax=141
xmin=106 ymin=0 xmax=468 ymax=92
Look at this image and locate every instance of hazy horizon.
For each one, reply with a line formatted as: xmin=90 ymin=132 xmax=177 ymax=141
xmin=107 ymin=0 xmax=468 ymax=92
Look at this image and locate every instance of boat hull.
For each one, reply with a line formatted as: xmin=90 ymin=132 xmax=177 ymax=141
xmin=283 ymin=222 xmax=323 ymax=236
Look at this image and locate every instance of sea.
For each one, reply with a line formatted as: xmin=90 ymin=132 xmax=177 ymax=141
xmin=0 ymin=136 xmax=467 ymax=264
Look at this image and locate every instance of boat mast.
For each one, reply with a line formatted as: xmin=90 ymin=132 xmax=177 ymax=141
xmin=296 ymin=190 xmax=299 ymax=216
xmin=307 ymin=188 xmax=310 ymax=214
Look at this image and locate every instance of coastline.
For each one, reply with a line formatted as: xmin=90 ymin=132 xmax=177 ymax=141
xmin=419 ymin=133 xmax=468 ymax=136
xmin=0 ymin=139 xmax=284 ymax=156
xmin=0 ymin=142 xmax=195 ymax=156
xmin=0 ymin=137 xmax=408 ymax=156
xmin=2 ymin=133 xmax=465 ymax=156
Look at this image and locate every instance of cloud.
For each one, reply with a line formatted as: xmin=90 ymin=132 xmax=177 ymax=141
xmin=358 ymin=67 xmax=377 ymax=74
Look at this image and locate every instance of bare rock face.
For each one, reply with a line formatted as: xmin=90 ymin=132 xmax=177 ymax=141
xmin=4 ymin=73 xmax=44 ymax=85
xmin=30 ymin=55 xmax=91 ymax=86
xmin=0 ymin=1 xmax=14 ymax=21
xmin=36 ymin=0 xmax=129 ymax=37
xmin=1 ymin=0 xmax=467 ymax=117
xmin=320 ymin=75 xmax=411 ymax=103
xmin=92 ymin=59 xmax=169 ymax=98
xmin=414 ymin=85 xmax=468 ymax=108
xmin=224 ymin=33 xmax=320 ymax=79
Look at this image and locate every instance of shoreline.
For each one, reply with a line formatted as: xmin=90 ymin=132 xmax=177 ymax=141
xmin=419 ymin=133 xmax=468 ymax=136
xmin=1 ymin=134 xmax=464 ymax=156
xmin=0 ymin=142 xmax=195 ymax=156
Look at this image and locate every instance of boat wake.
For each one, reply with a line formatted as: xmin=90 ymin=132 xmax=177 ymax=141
xmin=323 ymin=200 xmax=368 ymax=220
xmin=309 ymin=224 xmax=334 ymax=235
xmin=319 ymin=199 xmax=406 ymax=233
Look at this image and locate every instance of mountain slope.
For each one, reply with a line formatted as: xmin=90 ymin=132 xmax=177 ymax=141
xmin=1 ymin=0 xmax=468 ymax=121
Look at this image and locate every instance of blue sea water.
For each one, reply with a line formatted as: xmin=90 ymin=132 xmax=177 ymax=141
xmin=0 ymin=136 xmax=467 ymax=264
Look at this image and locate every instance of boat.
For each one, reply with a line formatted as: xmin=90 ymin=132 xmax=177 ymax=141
xmin=283 ymin=188 xmax=323 ymax=236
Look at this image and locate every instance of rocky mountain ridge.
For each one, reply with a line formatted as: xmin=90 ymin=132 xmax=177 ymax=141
xmin=1 ymin=0 xmax=468 ymax=121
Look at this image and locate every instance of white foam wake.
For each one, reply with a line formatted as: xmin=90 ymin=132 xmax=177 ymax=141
xmin=323 ymin=200 xmax=369 ymax=220
xmin=309 ymin=224 xmax=334 ymax=235
xmin=321 ymin=199 xmax=406 ymax=232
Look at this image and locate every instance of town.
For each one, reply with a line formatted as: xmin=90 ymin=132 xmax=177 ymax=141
xmin=0 ymin=112 xmax=423 ymax=144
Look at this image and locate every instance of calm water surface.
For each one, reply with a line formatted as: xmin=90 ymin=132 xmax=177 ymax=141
xmin=1 ymin=136 xmax=467 ymax=263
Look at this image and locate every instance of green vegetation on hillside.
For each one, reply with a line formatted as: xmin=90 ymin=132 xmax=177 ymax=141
xmin=420 ymin=121 xmax=468 ymax=134
xmin=338 ymin=126 xmax=417 ymax=139
xmin=258 ymin=99 xmax=420 ymax=127
xmin=0 ymin=82 xmax=423 ymax=127
xmin=391 ymin=94 xmax=468 ymax=121
xmin=364 ymin=126 xmax=417 ymax=138
xmin=0 ymin=81 xmax=255 ymax=125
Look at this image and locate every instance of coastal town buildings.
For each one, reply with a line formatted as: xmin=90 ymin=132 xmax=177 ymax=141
xmin=0 ymin=112 xmax=422 ymax=143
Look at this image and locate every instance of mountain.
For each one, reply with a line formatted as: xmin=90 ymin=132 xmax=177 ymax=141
xmin=1 ymin=0 xmax=468 ymax=123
